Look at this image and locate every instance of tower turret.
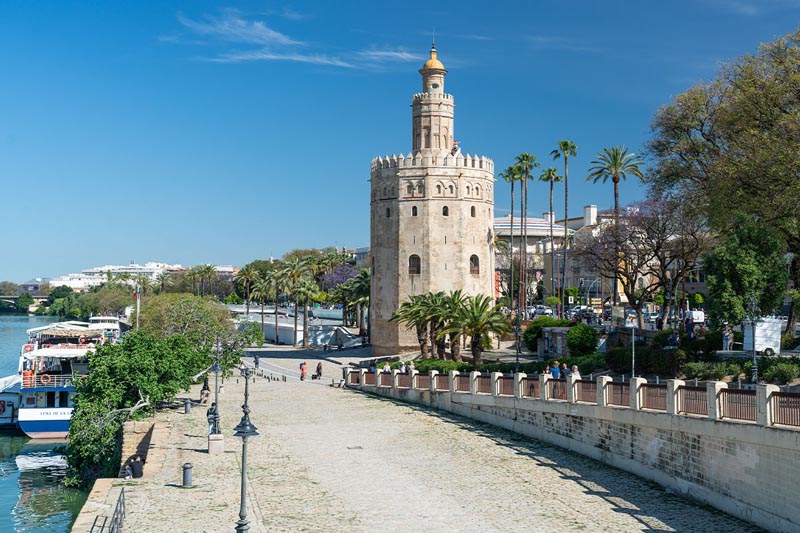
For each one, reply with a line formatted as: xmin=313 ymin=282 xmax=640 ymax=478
xmin=412 ymin=44 xmax=454 ymax=153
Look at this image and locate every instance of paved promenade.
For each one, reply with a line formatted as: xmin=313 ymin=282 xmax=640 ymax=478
xmin=109 ymin=349 xmax=757 ymax=533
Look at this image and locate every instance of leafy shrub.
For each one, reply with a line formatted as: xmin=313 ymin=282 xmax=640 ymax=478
xmin=781 ymin=333 xmax=799 ymax=349
xmin=523 ymin=316 xmax=572 ymax=352
xmin=409 ymin=359 xmax=471 ymax=374
xmin=651 ymin=328 xmax=675 ymax=349
xmin=764 ymin=362 xmax=800 ymax=384
xmin=683 ymin=362 xmax=710 ymax=379
xmin=566 ymin=324 xmax=599 ymax=358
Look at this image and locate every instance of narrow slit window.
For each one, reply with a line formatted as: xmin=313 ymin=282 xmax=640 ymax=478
xmin=409 ymin=255 xmax=421 ymax=275
xmin=442 ymin=206 xmax=449 ymax=216
xmin=470 ymin=255 xmax=480 ymax=275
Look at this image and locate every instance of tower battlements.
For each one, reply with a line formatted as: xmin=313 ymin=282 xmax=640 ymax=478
xmin=411 ymin=92 xmax=454 ymax=102
xmin=370 ymin=152 xmax=494 ymax=174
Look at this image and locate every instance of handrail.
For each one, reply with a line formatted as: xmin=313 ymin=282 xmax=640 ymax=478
xmin=90 ymin=487 xmax=125 ymax=532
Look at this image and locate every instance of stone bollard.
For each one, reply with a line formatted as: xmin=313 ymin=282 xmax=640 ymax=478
xmin=666 ymin=379 xmax=685 ymax=415
xmin=597 ymin=376 xmax=612 ymax=407
xmin=514 ymin=373 xmax=527 ymax=399
xmin=182 ymin=463 xmax=193 ymax=488
xmin=184 ymin=399 xmax=191 ymax=415
xmin=707 ymin=381 xmax=727 ymax=420
xmin=630 ymin=377 xmax=647 ymax=411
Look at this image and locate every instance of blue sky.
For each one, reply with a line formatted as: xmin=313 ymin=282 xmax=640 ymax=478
xmin=2 ymin=1 xmax=800 ymax=282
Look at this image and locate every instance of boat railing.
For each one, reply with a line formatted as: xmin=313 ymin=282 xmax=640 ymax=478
xmin=22 ymin=372 xmax=78 ymax=389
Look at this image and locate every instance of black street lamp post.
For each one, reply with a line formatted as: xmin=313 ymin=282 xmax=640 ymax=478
xmin=234 ymin=367 xmax=259 ymax=532
xmin=747 ymin=292 xmax=761 ymax=384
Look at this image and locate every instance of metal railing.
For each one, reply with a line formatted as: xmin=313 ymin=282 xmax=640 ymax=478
xmin=608 ymin=382 xmax=630 ymax=407
xmin=498 ymin=376 xmax=515 ymax=396
xmin=22 ymin=373 xmax=75 ymax=389
xmin=475 ymin=375 xmax=491 ymax=394
xmin=548 ymin=379 xmax=567 ymax=401
xmin=641 ymin=384 xmax=667 ymax=411
xmin=773 ymin=392 xmax=800 ymax=426
xmin=416 ymin=374 xmax=431 ymax=390
xmin=363 ymin=371 xmax=375 ymax=386
xmin=720 ymin=389 xmax=756 ymax=421
xmin=435 ymin=374 xmax=450 ymax=391
xmin=678 ymin=386 xmax=708 ymax=416
xmin=91 ymin=487 xmax=125 ymax=532
xmin=576 ymin=380 xmax=597 ymax=403
xmin=522 ymin=377 xmax=540 ymax=398
xmin=455 ymin=374 xmax=470 ymax=392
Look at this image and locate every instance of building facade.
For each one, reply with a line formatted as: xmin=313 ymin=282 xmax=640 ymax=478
xmin=370 ymin=45 xmax=495 ymax=356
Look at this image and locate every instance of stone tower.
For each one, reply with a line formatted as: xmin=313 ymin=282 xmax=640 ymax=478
xmin=369 ymin=44 xmax=495 ymax=356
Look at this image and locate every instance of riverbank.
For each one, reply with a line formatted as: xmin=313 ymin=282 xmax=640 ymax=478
xmin=73 ymin=346 xmax=756 ymax=533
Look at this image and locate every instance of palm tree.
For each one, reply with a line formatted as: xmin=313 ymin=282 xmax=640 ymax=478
xmin=551 ymin=140 xmax=578 ymax=301
xmin=391 ymin=294 xmax=430 ymax=358
xmin=263 ymin=269 xmax=282 ymax=344
xmin=499 ymin=166 xmax=518 ymax=310
xmin=234 ymin=265 xmax=260 ymax=316
xmin=441 ymin=295 xmax=510 ymax=365
xmin=442 ymin=290 xmax=467 ymax=362
xmin=294 ymin=277 xmax=318 ymax=348
xmin=514 ymin=153 xmax=539 ymax=315
xmin=194 ymin=264 xmax=218 ymax=297
xmin=281 ymin=257 xmax=311 ymax=347
xmin=346 ymin=269 xmax=370 ymax=337
xmin=155 ymin=271 xmax=172 ymax=294
xmin=586 ymin=146 xmax=645 ymax=304
xmin=540 ymin=167 xmax=563 ymax=316
xmin=250 ymin=277 xmax=271 ymax=342
xmin=421 ymin=292 xmax=448 ymax=359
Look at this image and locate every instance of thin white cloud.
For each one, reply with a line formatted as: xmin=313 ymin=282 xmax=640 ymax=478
xmin=210 ymin=48 xmax=354 ymax=68
xmin=178 ymin=9 xmax=301 ymax=46
xmin=280 ymin=8 xmax=307 ymax=21
xmin=355 ymin=49 xmax=423 ymax=63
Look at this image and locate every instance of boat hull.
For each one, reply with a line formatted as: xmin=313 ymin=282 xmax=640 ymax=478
xmin=17 ymin=408 xmax=72 ymax=439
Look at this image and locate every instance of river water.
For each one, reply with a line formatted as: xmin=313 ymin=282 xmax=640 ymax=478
xmin=0 ymin=315 xmax=87 ymax=532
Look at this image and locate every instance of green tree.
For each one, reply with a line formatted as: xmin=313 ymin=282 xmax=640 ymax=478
xmin=0 ymin=281 xmax=20 ymax=295
xmin=49 ymin=285 xmax=73 ymax=303
xmin=293 ymin=277 xmax=318 ymax=347
xmin=540 ymin=167 xmax=563 ymax=315
xmin=586 ymin=146 xmax=645 ymax=304
xmin=16 ymin=292 xmax=33 ymax=312
xmin=281 ymin=258 xmax=312 ymax=347
xmin=703 ymin=214 xmax=788 ymax=325
xmin=514 ymin=153 xmax=540 ymax=311
xmin=499 ymin=165 xmax=519 ymax=308
xmin=566 ymin=323 xmax=599 ymax=358
xmin=234 ymin=265 xmax=260 ymax=316
xmin=250 ymin=277 xmax=271 ymax=342
xmin=390 ymin=294 xmax=430 ymax=358
xmin=551 ymin=140 xmax=578 ymax=300
xmin=441 ymin=295 xmax=510 ymax=365
xmin=137 ymin=293 xmax=235 ymax=346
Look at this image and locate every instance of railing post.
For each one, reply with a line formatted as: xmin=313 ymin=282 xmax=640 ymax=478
xmin=358 ymin=369 xmax=366 ymax=387
xmin=374 ymin=369 xmax=382 ymax=390
xmin=491 ymin=372 xmax=502 ymax=397
xmin=757 ymin=384 xmax=779 ymax=426
xmin=540 ymin=373 xmax=550 ymax=401
xmin=630 ymin=377 xmax=647 ymax=411
xmin=707 ymin=381 xmax=726 ymax=420
xmin=514 ymin=372 xmax=527 ymax=399
xmin=449 ymin=370 xmax=459 ymax=394
xmin=391 ymin=369 xmax=399 ymax=389
xmin=597 ymin=376 xmax=612 ymax=407
xmin=410 ymin=369 xmax=419 ymax=389
xmin=469 ymin=371 xmax=481 ymax=395
xmin=429 ymin=370 xmax=439 ymax=393
xmin=567 ymin=374 xmax=578 ymax=404
xmin=667 ymin=379 xmax=685 ymax=415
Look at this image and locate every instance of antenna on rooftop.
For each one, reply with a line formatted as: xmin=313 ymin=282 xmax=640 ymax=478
xmin=432 ymin=28 xmax=436 ymax=49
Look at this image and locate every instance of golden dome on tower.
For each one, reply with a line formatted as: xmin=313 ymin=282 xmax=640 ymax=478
xmin=422 ymin=44 xmax=445 ymax=70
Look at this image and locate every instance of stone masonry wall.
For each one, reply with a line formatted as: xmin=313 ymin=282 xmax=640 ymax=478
xmin=355 ymin=384 xmax=800 ymax=532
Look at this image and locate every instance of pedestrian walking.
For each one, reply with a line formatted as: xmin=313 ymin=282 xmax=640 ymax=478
xmin=254 ymin=354 xmax=260 ymax=370
xmin=723 ymin=325 xmax=733 ymax=351
xmin=316 ymin=361 xmax=323 ymax=379
xmin=300 ymin=361 xmax=307 ymax=381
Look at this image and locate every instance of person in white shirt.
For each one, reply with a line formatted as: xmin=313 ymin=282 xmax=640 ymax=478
xmin=399 ymin=362 xmax=406 ymax=374
xmin=382 ymin=362 xmax=391 ymax=373
xmin=571 ymin=365 xmax=581 ymax=379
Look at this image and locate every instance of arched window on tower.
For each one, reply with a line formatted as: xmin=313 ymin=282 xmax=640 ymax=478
xmin=409 ymin=255 xmax=421 ymax=275
xmin=412 ymin=206 xmax=418 ymax=216
xmin=448 ymin=184 xmax=454 ymax=195
xmin=476 ymin=185 xmax=481 ymax=198
xmin=470 ymin=206 xmax=476 ymax=217
xmin=442 ymin=206 xmax=449 ymax=216
xmin=466 ymin=185 xmax=471 ymax=196
xmin=407 ymin=183 xmax=413 ymax=195
xmin=436 ymin=184 xmax=442 ymax=195
xmin=470 ymin=255 xmax=480 ymax=275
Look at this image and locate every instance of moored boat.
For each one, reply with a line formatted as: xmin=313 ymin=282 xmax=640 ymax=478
xmin=15 ymin=317 xmax=121 ymax=439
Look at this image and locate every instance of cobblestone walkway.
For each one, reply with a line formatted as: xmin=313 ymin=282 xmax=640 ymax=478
xmin=119 ymin=355 xmax=760 ymax=533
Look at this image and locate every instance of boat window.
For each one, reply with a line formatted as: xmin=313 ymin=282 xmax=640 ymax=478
xmin=59 ymin=391 xmax=70 ymax=407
